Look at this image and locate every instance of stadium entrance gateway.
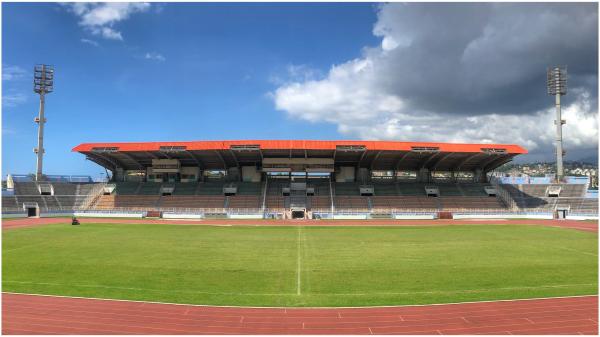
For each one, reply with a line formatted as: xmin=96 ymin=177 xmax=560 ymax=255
xmin=23 ymin=202 xmax=39 ymax=218
xmin=291 ymin=209 xmax=306 ymax=219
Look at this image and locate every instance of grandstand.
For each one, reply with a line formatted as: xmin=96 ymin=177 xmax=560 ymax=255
xmin=2 ymin=140 xmax=597 ymax=219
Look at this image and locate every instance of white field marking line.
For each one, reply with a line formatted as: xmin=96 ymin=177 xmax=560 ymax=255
xmin=555 ymin=246 xmax=598 ymax=257
xmin=302 ymin=224 xmax=311 ymax=294
xmin=296 ymin=225 xmax=302 ymax=295
xmin=3 ymin=291 xmax=597 ymax=310
xmin=4 ymin=280 xmax=595 ymax=298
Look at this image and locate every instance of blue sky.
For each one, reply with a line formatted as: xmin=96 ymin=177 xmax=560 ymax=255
xmin=2 ymin=3 xmax=598 ymax=179
xmin=2 ymin=3 xmax=379 ymax=177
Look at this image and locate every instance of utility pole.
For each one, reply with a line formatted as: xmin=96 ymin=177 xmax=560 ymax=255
xmin=33 ymin=64 xmax=54 ymax=182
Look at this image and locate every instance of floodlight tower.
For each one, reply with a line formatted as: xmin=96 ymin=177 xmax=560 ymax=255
xmin=547 ymin=66 xmax=567 ymax=182
xmin=33 ymin=64 xmax=54 ymax=182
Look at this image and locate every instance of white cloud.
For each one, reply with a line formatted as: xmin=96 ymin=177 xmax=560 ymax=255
xmin=269 ymin=64 xmax=324 ymax=86
xmin=2 ymin=65 xmax=27 ymax=81
xmin=65 ymin=3 xmax=151 ymax=40
xmin=2 ymin=93 xmax=27 ymax=107
xmin=144 ymin=52 xmax=166 ymax=62
xmin=271 ymin=3 xmax=598 ymax=157
xmin=80 ymin=38 xmax=99 ymax=47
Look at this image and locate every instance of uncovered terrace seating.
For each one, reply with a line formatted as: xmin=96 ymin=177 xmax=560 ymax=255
xmin=54 ymin=195 xmax=90 ymax=210
xmin=2 ymin=196 xmax=19 ymax=211
xmin=51 ymin=183 xmax=78 ymax=195
xmin=13 ymin=182 xmax=40 ymax=195
xmin=560 ymin=184 xmax=587 ymax=198
xmin=569 ymin=199 xmax=599 ymax=214
xmin=42 ymin=196 xmax=60 ymax=209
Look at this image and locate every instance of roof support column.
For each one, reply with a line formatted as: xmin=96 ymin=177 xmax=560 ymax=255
xmin=474 ymin=168 xmax=484 ymax=183
xmin=418 ymin=168 xmax=430 ymax=183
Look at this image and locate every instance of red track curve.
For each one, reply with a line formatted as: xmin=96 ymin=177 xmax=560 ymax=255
xmin=2 ymin=217 xmax=598 ymax=232
xmin=2 ymin=293 xmax=597 ymax=335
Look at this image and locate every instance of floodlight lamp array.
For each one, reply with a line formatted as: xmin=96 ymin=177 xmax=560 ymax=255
xmin=547 ymin=66 xmax=567 ymax=96
xmin=33 ymin=64 xmax=54 ymax=94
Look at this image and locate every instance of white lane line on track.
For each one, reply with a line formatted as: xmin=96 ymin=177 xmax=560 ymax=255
xmin=3 ymin=291 xmax=597 ymax=310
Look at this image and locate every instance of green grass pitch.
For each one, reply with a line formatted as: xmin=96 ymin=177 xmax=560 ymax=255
xmin=3 ymin=223 xmax=598 ymax=307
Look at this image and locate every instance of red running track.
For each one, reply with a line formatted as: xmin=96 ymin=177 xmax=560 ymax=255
xmin=2 ymin=293 xmax=597 ymax=335
xmin=2 ymin=217 xmax=598 ymax=232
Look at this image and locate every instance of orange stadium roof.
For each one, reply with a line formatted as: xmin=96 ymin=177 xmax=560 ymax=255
xmin=73 ymin=140 xmax=527 ymax=172
xmin=73 ymin=140 xmax=527 ymax=154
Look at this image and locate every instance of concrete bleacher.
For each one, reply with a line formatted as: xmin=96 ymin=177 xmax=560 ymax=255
xmin=92 ymin=195 xmax=161 ymax=210
xmin=439 ymin=196 xmax=505 ymax=210
xmin=334 ymin=195 xmax=369 ymax=210
xmin=160 ymin=195 xmax=226 ymax=210
xmin=6 ymin=182 xmax=102 ymax=212
xmin=173 ymin=183 xmax=197 ymax=195
xmin=437 ymin=184 xmax=462 ymax=196
xmin=236 ymin=182 xmax=263 ymax=195
xmin=13 ymin=182 xmax=39 ymax=195
xmin=397 ymin=183 xmax=425 ymax=196
xmin=138 ymin=182 xmax=162 ymax=195
xmin=197 ymin=182 xmax=226 ymax=195
xmin=372 ymin=182 xmax=397 ymax=196
xmin=2 ymin=196 xmax=19 ymax=211
xmin=334 ymin=182 xmax=360 ymax=196
xmin=500 ymin=183 xmax=596 ymax=214
xmin=307 ymin=196 xmax=331 ymax=211
xmin=459 ymin=183 xmax=489 ymax=196
xmin=227 ymin=195 xmax=261 ymax=209
xmin=115 ymin=182 xmax=140 ymax=195
xmin=8 ymin=179 xmax=592 ymax=217
xmin=370 ymin=196 xmax=437 ymax=211
xmin=51 ymin=183 xmax=78 ymax=195
xmin=265 ymin=195 xmax=285 ymax=211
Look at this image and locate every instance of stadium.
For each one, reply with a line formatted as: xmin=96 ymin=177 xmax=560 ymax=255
xmin=2 ymin=139 xmax=598 ymax=220
xmin=2 ymin=3 xmax=598 ymax=335
xmin=2 ymin=139 xmax=598 ymax=334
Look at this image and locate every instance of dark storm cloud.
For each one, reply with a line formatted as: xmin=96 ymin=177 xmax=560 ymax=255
xmin=374 ymin=2 xmax=598 ymax=116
